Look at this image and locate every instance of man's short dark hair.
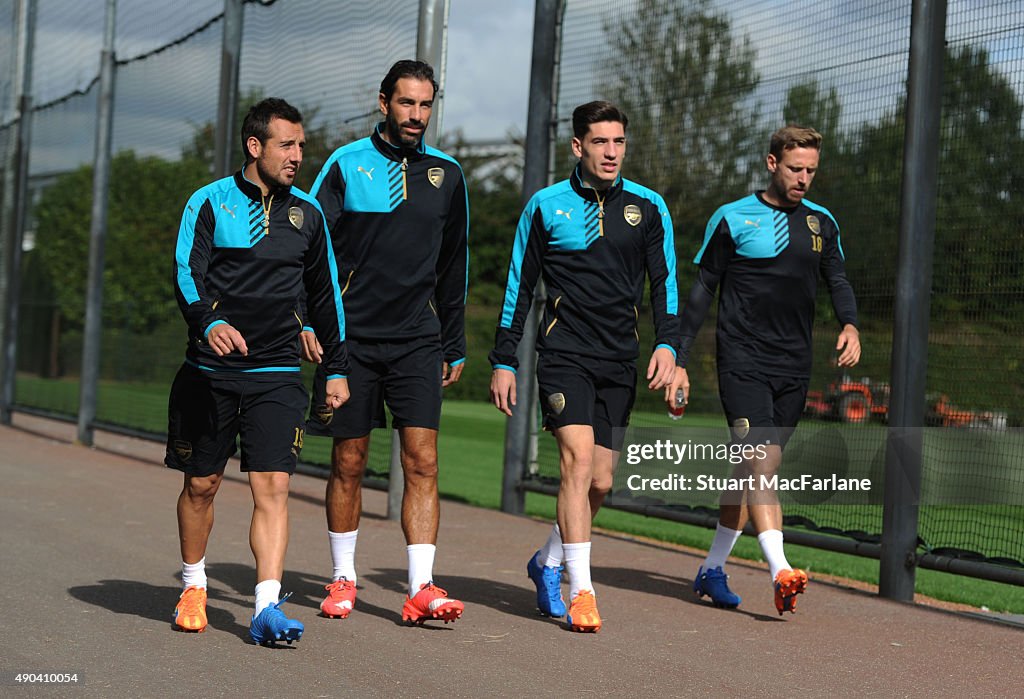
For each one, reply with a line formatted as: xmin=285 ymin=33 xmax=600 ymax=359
xmin=380 ymin=60 xmax=438 ymax=103
xmin=572 ymin=101 xmax=628 ymax=139
xmin=240 ymin=97 xmax=303 ymax=163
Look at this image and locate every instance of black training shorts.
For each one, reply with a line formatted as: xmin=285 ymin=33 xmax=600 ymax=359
xmin=536 ymin=352 xmax=637 ymax=451
xmin=306 ymin=337 xmax=443 ymax=439
xmin=717 ymin=370 xmax=809 ymax=449
xmin=165 ymin=362 xmax=308 ymax=477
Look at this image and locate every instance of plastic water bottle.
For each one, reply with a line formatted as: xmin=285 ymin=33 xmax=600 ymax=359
xmin=668 ymin=389 xmax=687 ymax=420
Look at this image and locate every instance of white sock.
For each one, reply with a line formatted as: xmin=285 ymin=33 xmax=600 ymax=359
xmin=703 ymin=524 xmax=743 ymax=571
xmin=540 ymin=524 xmax=563 ymax=567
xmin=563 ymin=541 xmax=593 ymax=600
xmin=407 ymin=544 xmax=436 ymax=596
xmin=254 ymin=579 xmax=281 ymax=616
xmin=329 ymin=529 xmax=358 ymax=582
xmin=181 ymin=557 xmax=207 ymax=590
xmin=757 ymin=529 xmax=791 ymax=581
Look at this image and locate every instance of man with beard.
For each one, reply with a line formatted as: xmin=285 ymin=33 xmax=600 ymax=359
xmin=679 ymin=125 xmax=860 ymax=615
xmin=167 ymin=98 xmax=350 ymax=645
xmin=305 ymin=60 xmax=469 ymax=625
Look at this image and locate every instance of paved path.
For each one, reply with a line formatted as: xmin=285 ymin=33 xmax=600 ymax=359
xmin=1 ymin=415 xmax=1019 ymax=697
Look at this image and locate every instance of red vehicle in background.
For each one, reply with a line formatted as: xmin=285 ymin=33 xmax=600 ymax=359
xmin=804 ymin=374 xmax=889 ymax=424
xmin=804 ymin=373 xmax=1007 ymax=429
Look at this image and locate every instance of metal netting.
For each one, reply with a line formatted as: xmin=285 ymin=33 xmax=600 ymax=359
xmin=9 ymin=0 xmax=423 ymax=478
xmin=0 ymin=0 xmax=15 ymax=350
xmin=544 ymin=0 xmax=1024 ymax=567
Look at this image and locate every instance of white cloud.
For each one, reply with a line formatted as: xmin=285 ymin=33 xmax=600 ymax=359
xmin=442 ymin=0 xmax=534 ymax=140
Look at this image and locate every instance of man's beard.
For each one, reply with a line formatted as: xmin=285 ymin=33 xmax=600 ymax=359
xmin=257 ymin=158 xmax=292 ymax=191
xmin=386 ymin=112 xmax=423 ymax=148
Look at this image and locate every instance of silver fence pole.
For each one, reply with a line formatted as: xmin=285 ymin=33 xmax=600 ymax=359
xmin=214 ymin=0 xmax=243 ymax=180
xmin=76 ymin=0 xmax=117 ymax=446
xmin=417 ymin=0 xmax=448 ymax=146
xmin=500 ymin=0 xmax=563 ymax=515
xmin=383 ymin=0 xmax=451 ymax=520
xmin=0 ymin=0 xmax=37 ymax=425
xmin=879 ymin=0 xmax=947 ymax=601
xmin=387 ymin=432 xmax=403 ymax=520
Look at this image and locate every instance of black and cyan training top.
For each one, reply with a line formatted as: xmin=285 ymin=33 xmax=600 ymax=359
xmin=489 ymin=166 xmax=680 ymax=372
xmin=310 ymin=125 xmax=469 ymax=366
xmin=174 ymin=171 xmax=349 ymax=377
xmin=678 ymin=192 xmax=857 ymax=378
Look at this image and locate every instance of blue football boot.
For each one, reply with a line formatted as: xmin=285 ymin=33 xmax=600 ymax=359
xmin=693 ymin=566 xmax=742 ymax=608
xmin=249 ymin=592 xmax=304 ymax=645
xmin=527 ymin=550 xmax=567 ymax=617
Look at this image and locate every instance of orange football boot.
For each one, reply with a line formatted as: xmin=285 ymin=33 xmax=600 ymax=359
xmin=173 ymin=586 xmax=208 ymax=632
xmin=566 ymin=590 xmax=601 ymax=633
xmin=401 ymin=582 xmax=464 ymax=624
xmin=774 ymin=569 xmax=808 ymax=615
xmin=321 ymin=578 xmax=357 ymax=619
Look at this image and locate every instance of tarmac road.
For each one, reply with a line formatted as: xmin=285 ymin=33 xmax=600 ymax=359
xmin=1 ymin=414 xmax=1020 ymax=698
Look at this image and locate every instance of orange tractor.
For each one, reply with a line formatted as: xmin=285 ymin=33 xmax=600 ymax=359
xmin=805 ymin=375 xmax=1007 ymax=429
xmin=804 ymin=375 xmax=889 ymax=424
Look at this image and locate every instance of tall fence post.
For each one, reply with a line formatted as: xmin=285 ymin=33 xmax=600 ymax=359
xmin=76 ymin=0 xmax=117 ymax=446
xmin=214 ymin=0 xmax=243 ymax=180
xmin=879 ymin=0 xmax=947 ymax=601
xmin=380 ymin=0 xmax=452 ymax=519
xmin=417 ymin=0 xmax=448 ymax=146
xmin=500 ymin=0 xmax=562 ymax=515
xmin=0 ymin=0 xmax=37 ymax=426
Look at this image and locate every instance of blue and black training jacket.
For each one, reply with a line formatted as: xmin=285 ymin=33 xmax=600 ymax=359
xmin=173 ymin=171 xmax=349 ymax=377
xmin=489 ymin=165 xmax=681 ymax=371
xmin=309 ymin=124 xmax=469 ymax=366
xmin=679 ymin=192 xmax=858 ymax=378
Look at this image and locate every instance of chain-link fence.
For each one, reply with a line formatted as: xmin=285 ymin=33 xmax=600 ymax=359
xmin=526 ymin=0 xmax=1024 ymax=573
xmin=4 ymin=0 xmax=1022 ymax=585
xmin=3 ymin=0 xmax=425 ymax=478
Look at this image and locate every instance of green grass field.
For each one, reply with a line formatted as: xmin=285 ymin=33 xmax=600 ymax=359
xmin=14 ymin=374 xmax=1024 ymax=613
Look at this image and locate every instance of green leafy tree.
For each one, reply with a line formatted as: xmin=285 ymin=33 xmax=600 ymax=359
xmin=782 ymin=79 xmax=843 ymax=152
xmin=605 ymin=0 xmax=763 ymax=256
xmin=831 ymin=45 xmax=1024 ymax=324
xmin=31 ymin=92 xmax=363 ymax=337
xmin=32 ymin=151 xmax=209 ymax=333
xmin=441 ymin=129 xmax=525 ymax=307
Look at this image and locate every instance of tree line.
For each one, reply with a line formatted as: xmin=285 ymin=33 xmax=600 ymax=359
xmin=20 ymin=1 xmax=1024 ymax=389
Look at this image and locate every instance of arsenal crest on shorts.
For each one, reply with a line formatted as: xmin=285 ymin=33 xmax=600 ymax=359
xmin=548 ymin=392 xmax=566 ymax=416
xmin=731 ymin=417 xmax=750 ymax=440
xmin=173 ymin=440 xmax=193 ymax=461
xmin=427 ymin=167 xmax=445 ymax=189
xmin=315 ymin=404 xmax=334 ymax=425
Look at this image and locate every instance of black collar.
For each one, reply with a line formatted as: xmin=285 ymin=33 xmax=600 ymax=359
xmin=371 ymin=122 xmax=426 ymax=163
xmin=755 ymin=190 xmax=800 ymax=213
xmin=234 ymin=169 xmax=291 ymax=203
xmin=570 ymin=163 xmax=622 ymax=202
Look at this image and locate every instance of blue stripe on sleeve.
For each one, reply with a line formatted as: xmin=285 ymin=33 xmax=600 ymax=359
xmin=499 ymin=199 xmax=540 ymax=329
xmin=174 ymin=191 xmax=207 ymax=304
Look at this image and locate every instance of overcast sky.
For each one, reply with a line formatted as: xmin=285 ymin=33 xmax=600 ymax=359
xmin=9 ymin=0 xmax=1021 ymax=175
xmin=445 ymin=0 xmax=534 ymax=140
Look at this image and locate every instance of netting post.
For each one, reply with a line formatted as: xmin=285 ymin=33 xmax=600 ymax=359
xmin=879 ymin=0 xmax=947 ymax=602
xmin=380 ymin=0 xmax=452 ymax=516
xmin=76 ymin=0 xmax=117 ymax=446
xmin=214 ymin=0 xmax=243 ymax=180
xmin=500 ymin=0 xmax=562 ymax=515
xmin=0 ymin=0 xmax=36 ymax=426
xmin=416 ymin=0 xmax=448 ymax=146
